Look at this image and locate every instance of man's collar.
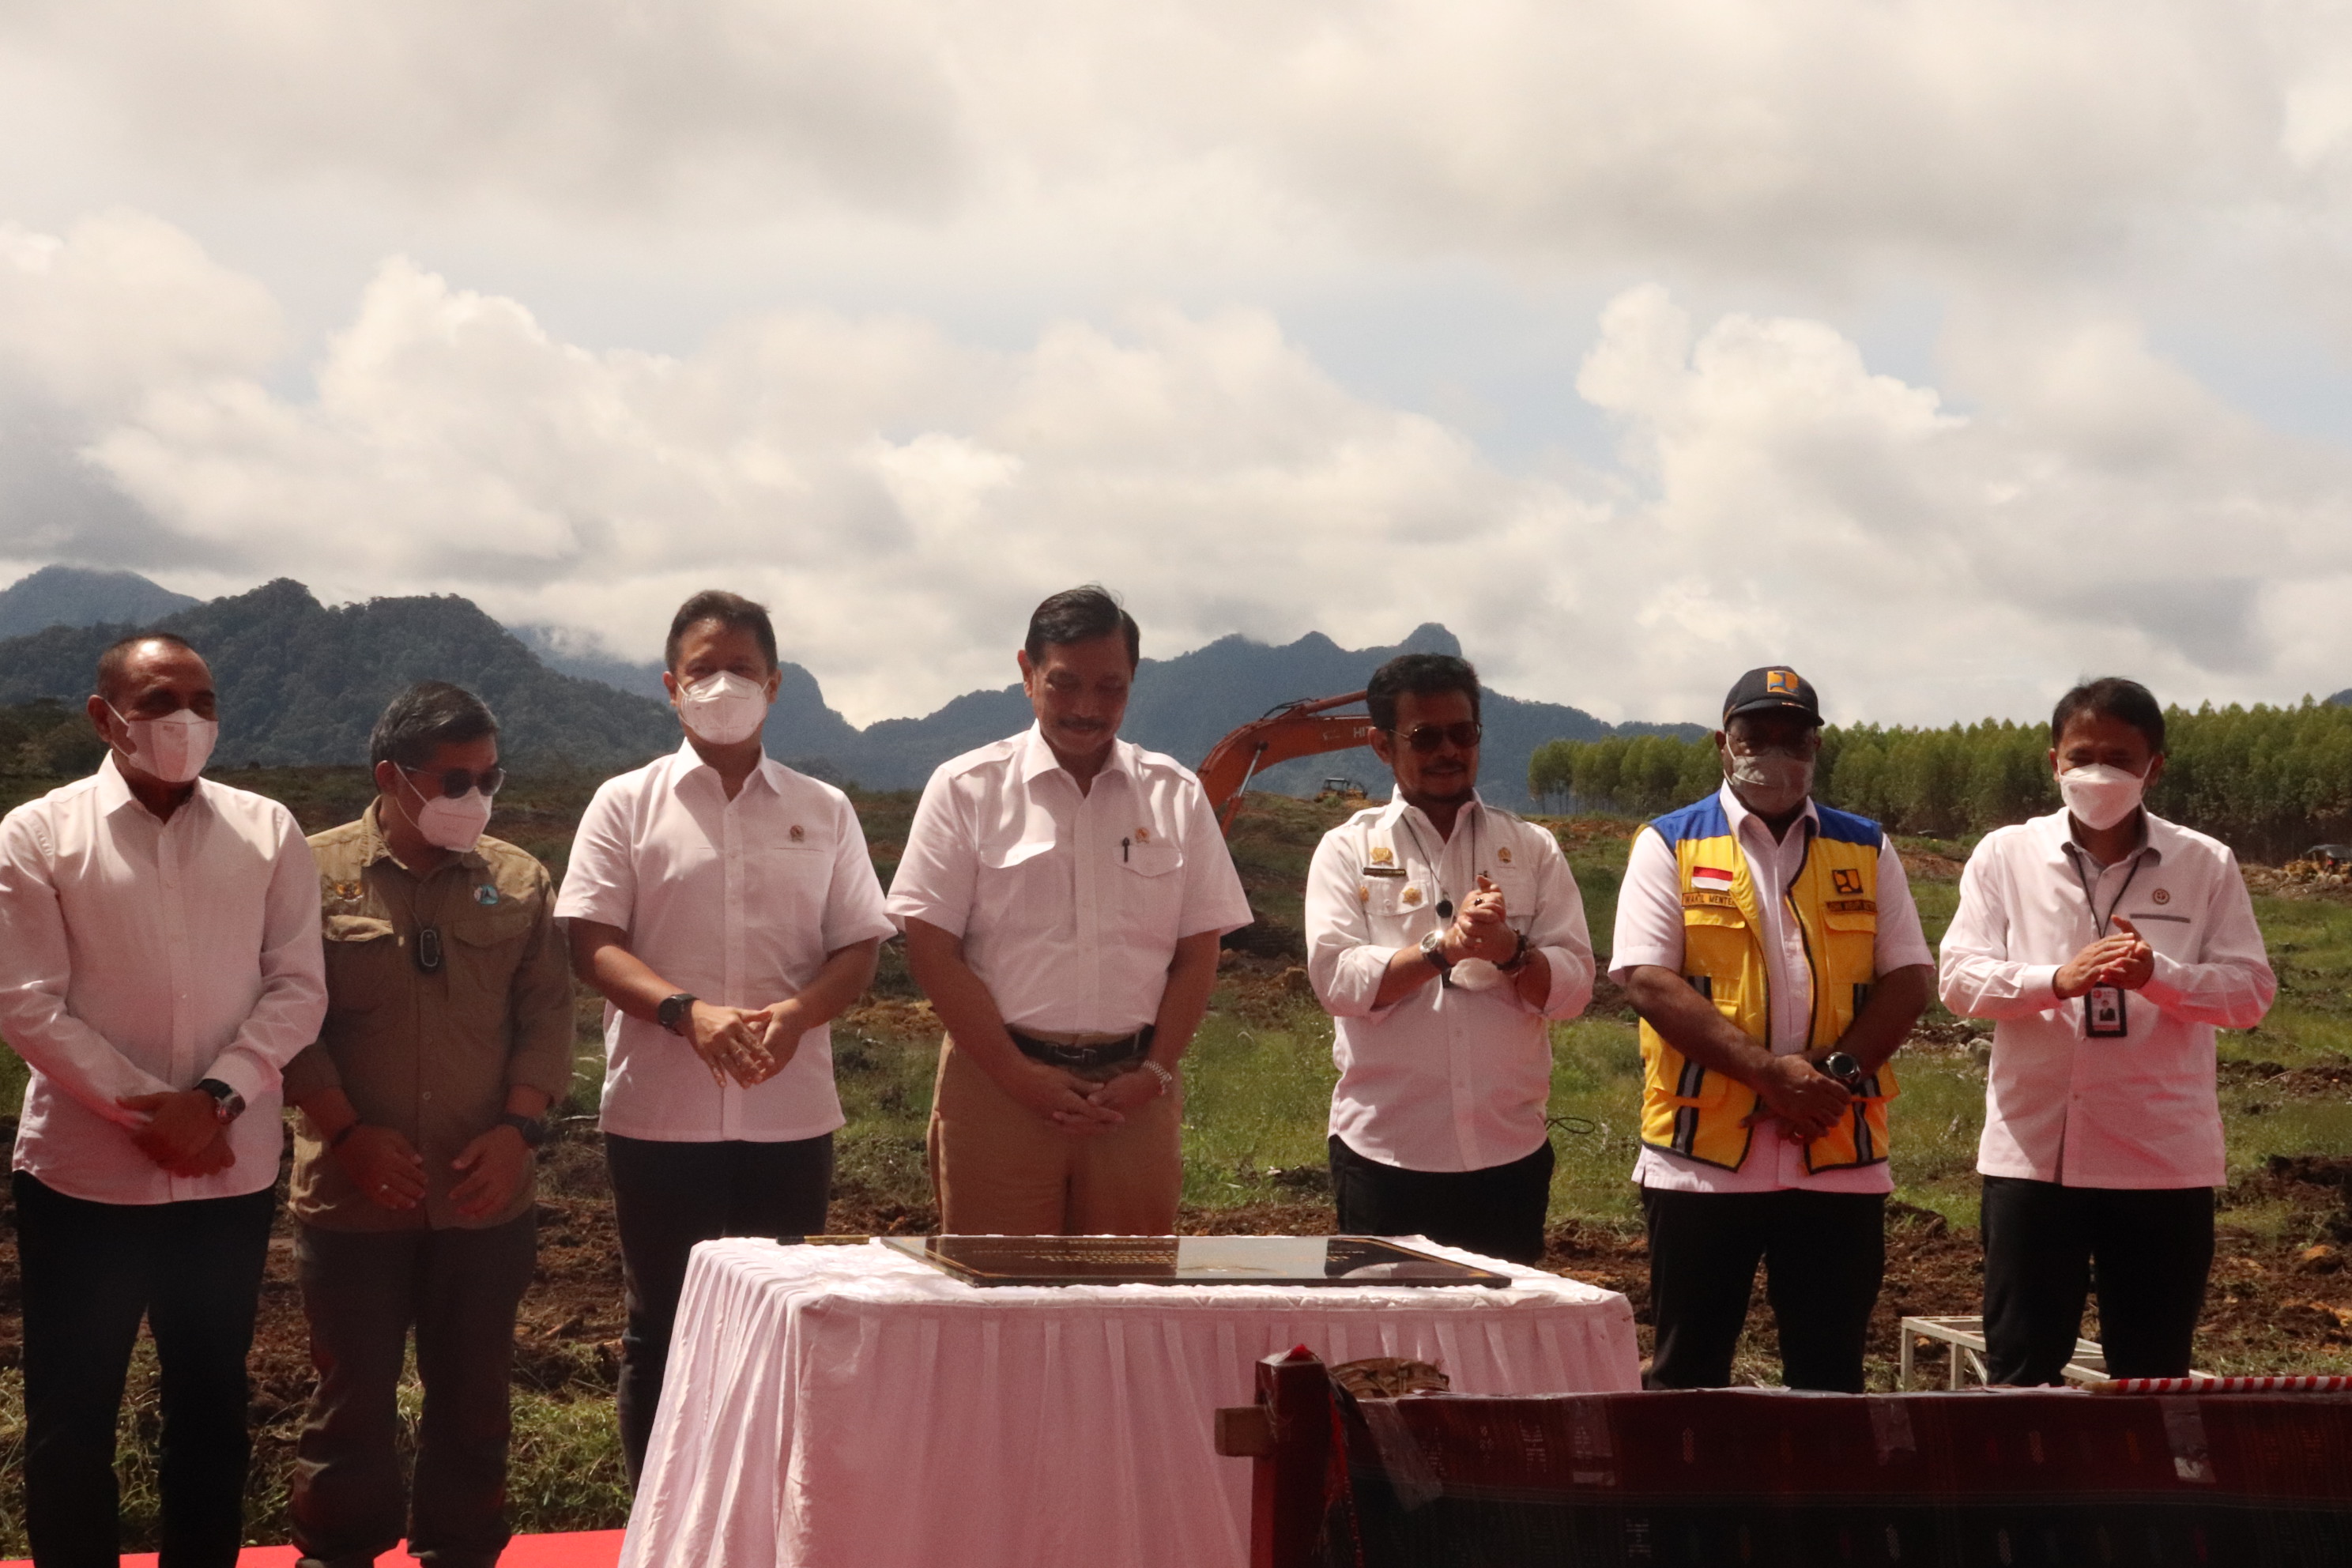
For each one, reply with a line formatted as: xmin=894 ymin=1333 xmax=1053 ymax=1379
xmin=94 ymin=749 xmax=209 ymax=822
xmin=671 ymin=737 xmax=783 ymax=797
xmin=2048 ymin=807 xmax=2163 ymax=870
xmin=1715 ymin=780 xmax=1817 ymax=839
xmin=358 ymin=797 xmax=489 ymax=874
xmin=1018 ymin=722 xmax=1132 ymax=786
xmin=1378 ymin=786 xmax=1487 ymax=835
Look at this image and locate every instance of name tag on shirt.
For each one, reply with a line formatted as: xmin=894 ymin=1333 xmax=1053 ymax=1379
xmin=2085 ymin=985 xmax=2128 ymax=1038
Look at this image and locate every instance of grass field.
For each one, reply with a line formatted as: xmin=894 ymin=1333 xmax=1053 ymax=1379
xmin=0 ymin=768 xmax=2346 ymax=1550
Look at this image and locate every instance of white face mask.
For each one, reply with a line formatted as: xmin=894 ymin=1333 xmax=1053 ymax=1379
xmin=1727 ymin=749 xmax=1815 ymax=816
xmin=110 ymin=705 xmax=217 ymax=784
xmin=2057 ymin=763 xmax=2146 ymax=832
xmin=1446 ymin=957 xmax=1506 ymax=991
xmin=676 ymin=671 xmax=770 ymax=746
xmin=411 ymin=788 xmax=494 ymax=852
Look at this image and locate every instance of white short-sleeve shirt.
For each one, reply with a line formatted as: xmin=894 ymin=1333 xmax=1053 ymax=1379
xmin=556 ymin=743 xmax=896 ymax=1143
xmin=1609 ymin=784 xmax=1934 ymax=1196
xmin=884 ymin=726 xmax=1253 ymax=1034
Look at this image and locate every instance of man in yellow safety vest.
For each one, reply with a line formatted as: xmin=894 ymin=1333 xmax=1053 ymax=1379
xmin=1608 ymin=666 xmax=1935 ymax=1391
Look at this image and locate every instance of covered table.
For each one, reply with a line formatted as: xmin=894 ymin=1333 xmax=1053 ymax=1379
xmin=619 ymin=1237 xmax=1642 ymax=1568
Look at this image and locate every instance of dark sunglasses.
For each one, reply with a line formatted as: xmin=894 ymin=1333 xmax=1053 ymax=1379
xmin=404 ymin=765 xmax=506 ymax=799
xmin=1390 ymin=721 xmax=1482 ymax=753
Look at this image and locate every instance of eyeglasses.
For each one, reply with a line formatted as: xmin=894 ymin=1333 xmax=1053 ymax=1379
xmin=405 ymin=765 xmax=506 ymax=799
xmin=1389 ymin=722 xmax=1482 ymax=753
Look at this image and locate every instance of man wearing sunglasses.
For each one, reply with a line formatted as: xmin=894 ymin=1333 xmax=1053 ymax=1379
xmin=283 ymin=680 xmax=575 ymax=1568
xmin=1610 ymin=666 xmax=1934 ymax=1392
xmin=1303 ymin=652 xmax=1596 ymax=1265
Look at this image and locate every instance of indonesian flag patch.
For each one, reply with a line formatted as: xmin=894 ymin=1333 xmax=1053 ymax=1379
xmin=1690 ymin=866 xmax=1736 ymax=894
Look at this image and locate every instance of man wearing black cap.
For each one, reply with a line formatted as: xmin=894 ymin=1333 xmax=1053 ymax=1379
xmin=1607 ymin=667 xmax=1935 ymax=1390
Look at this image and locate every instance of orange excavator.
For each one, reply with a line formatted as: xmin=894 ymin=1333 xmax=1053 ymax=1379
xmin=1197 ymin=692 xmax=1380 ymax=833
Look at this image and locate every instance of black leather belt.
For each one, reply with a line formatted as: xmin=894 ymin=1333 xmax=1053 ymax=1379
xmin=1007 ymin=1026 xmax=1155 ymax=1070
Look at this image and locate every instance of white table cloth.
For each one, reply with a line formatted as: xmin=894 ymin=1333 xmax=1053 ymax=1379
xmin=620 ymin=1237 xmax=1642 ymax=1568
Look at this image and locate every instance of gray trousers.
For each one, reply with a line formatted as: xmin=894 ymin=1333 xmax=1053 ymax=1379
xmin=290 ymin=1214 xmax=537 ymax=1568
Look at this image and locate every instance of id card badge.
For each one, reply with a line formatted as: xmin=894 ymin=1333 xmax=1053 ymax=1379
xmin=2085 ymin=985 xmax=2128 ymax=1038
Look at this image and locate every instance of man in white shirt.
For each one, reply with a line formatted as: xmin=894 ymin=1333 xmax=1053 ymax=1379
xmin=1611 ymin=666 xmax=1934 ymax=1392
xmin=1302 ymin=653 xmax=1595 ymax=1264
xmin=1940 ymin=677 xmax=2275 ymax=1385
xmin=888 ymin=586 xmax=1253 ymax=1236
xmin=0 ymin=631 xmax=327 ymax=1566
xmin=558 ymin=590 xmax=895 ymax=1483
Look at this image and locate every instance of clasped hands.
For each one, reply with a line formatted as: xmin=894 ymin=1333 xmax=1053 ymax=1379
xmin=1431 ymin=873 xmax=1518 ymax=968
xmin=116 ymin=1087 xmax=233 ymax=1177
xmin=680 ymin=997 xmax=812 ymax=1088
xmin=2052 ymin=914 xmax=2155 ymax=1000
xmin=1745 ymin=1054 xmax=1857 ymax=1144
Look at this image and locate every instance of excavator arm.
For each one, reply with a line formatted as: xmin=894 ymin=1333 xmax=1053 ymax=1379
xmin=1197 ymin=692 xmax=1378 ymax=833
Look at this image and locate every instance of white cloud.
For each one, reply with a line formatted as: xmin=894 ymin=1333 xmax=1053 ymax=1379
xmin=6 ymin=215 xmax=2349 ymax=730
xmin=2 ymin=0 xmax=2337 ymax=285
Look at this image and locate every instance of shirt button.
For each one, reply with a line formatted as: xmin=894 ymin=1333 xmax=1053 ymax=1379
xmin=421 ymin=1091 xmax=433 ymax=1102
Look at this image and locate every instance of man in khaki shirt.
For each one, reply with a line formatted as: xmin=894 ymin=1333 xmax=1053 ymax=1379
xmin=284 ymin=682 xmax=574 ymax=1568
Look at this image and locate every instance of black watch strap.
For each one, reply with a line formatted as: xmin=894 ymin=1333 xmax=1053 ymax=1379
xmin=658 ymin=993 xmax=698 ymax=1035
xmin=498 ymin=1111 xmax=548 ymax=1148
xmin=195 ymin=1077 xmax=245 ymax=1123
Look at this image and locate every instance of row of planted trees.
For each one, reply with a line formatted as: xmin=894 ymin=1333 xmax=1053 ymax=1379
xmin=1528 ymin=699 xmax=2352 ymax=858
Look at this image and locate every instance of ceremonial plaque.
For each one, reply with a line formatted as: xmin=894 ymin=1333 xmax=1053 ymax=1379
xmin=880 ymin=1234 xmax=1514 ymax=1287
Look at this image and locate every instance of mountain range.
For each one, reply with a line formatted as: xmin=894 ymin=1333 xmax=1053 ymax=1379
xmin=0 ymin=567 xmax=1698 ymax=801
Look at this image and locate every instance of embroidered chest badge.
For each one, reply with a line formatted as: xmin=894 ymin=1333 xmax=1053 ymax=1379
xmin=1496 ymin=846 xmax=1512 ymax=865
xmin=1832 ymin=868 xmax=1864 ymax=896
xmin=1359 ymin=884 xmax=1371 ymax=903
xmin=2152 ymin=887 xmax=2171 ymax=905
xmin=1691 ymin=866 xmax=1735 ymax=893
xmin=1369 ymin=845 xmax=1394 ymax=866
xmin=790 ymin=824 xmax=805 ymax=842
xmin=1133 ymin=825 xmax=1151 ymax=843
xmin=1401 ymin=885 xmax=1424 ymax=907
xmin=474 ymin=884 xmax=500 ymax=906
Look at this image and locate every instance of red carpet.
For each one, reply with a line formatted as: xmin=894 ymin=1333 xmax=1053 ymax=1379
xmin=0 ymin=1529 xmax=625 ymax=1566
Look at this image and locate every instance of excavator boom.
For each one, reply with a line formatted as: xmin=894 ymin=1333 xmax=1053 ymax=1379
xmin=1197 ymin=691 xmax=1377 ymax=833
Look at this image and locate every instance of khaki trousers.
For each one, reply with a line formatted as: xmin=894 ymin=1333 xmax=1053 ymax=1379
xmin=927 ymin=1036 xmax=1182 ymax=1235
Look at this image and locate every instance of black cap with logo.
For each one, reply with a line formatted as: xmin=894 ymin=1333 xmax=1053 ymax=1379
xmin=1722 ymin=666 xmax=1822 ymax=726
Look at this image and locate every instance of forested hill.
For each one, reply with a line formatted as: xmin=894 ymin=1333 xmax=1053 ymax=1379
xmin=0 ymin=580 xmax=681 ymax=771
xmin=0 ymin=571 xmax=1701 ymax=801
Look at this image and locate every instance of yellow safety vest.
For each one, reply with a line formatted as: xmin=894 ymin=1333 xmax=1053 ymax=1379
xmin=1637 ymin=796 xmax=1896 ymax=1173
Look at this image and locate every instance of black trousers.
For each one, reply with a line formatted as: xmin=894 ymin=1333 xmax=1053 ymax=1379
xmin=1328 ymin=1135 xmax=1555 ymax=1265
xmin=605 ymin=1132 xmax=833 ymax=1485
xmin=11 ymin=1172 xmax=276 ymax=1568
xmin=1981 ymin=1175 xmax=2214 ymax=1385
xmin=1640 ymin=1185 xmax=1885 ymax=1393
xmin=289 ymin=1214 xmax=538 ymax=1568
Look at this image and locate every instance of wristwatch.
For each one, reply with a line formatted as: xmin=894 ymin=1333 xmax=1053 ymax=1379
xmin=1498 ymin=929 xmax=1532 ymax=973
xmin=195 ymin=1077 xmax=245 ymax=1125
xmin=498 ymin=1111 xmax=549 ymax=1148
xmin=1417 ymin=929 xmax=1454 ymax=973
xmin=658 ymin=993 xmax=699 ymax=1036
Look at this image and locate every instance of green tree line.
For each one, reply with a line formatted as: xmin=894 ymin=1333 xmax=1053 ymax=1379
xmin=1529 ymin=699 xmax=2352 ymax=857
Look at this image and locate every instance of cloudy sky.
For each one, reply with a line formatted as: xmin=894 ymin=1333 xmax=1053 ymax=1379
xmin=3 ymin=2 xmax=2350 ymax=727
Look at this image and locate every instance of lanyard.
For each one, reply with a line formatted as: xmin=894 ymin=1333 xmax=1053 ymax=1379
xmin=1397 ymin=808 xmax=1480 ymax=921
xmin=2064 ymin=842 xmax=2145 ymax=939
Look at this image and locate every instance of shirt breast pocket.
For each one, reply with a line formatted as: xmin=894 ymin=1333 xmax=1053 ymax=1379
xmin=1119 ymin=842 xmax=1185 ymax=937
xmin=1486 ymin=865 xmax=1538 ymax=933
xmin=322 ymin=913 xmax=400 ymax=1014
xmin=449 ymin=906 xmax=535 ymax=999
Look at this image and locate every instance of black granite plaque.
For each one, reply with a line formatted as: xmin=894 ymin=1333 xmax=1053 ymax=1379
xmin=880 ymin=1234 xmax=1515 ymax=1288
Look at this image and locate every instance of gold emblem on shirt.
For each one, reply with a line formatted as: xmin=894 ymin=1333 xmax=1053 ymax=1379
xmin=1134 ymin=826 xmax=1151 ymax=843
xmin=1369 ymin=845 xmax=1394 ymax=866
xmin=1496 ymin=846 xmax=1512 ymax=865
xmin=1359 ymin=884 xmax=1370 ymax=903
xmin=2152 ymin=887 xmax=2171 ymax=905
xmin=1401 ymin=885 xmax=1423 ymax=907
